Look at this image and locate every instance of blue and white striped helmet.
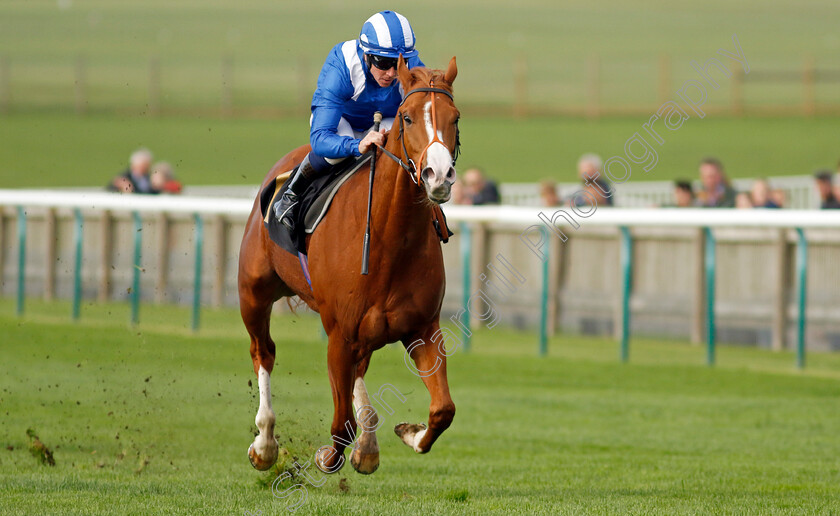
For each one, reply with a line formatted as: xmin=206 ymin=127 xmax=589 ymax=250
xmin=358 ymin=10 xmax=418 ymax=59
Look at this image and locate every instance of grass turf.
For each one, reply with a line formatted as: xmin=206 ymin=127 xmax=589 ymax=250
xmin=1 ymin=298 xmax=840 ymax=514
xmin=1 ymin=112 xmax=837 ymax=189
xmin=2 ymin=1 xmax=839 ymax=191
xmin=2 ymin=0 xmax=840 ymax=113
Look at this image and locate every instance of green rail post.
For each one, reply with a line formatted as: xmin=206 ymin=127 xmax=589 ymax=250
xmin=16 ymin=206 xmax=26 ymax=317
xmin=131 ymin=212 xmax=142 ymax=326
xmin=191 ymin=214 xmax=204 ymax=332
xmin=538 ymin=226 xmax=550 ymax=357
xmin=619 ymin=226 xmax=633 ymax=363
xmin=795 ymin=228 xmax=808 ymax=369
xmin=459 ymin=222 xmax=472 ymax=352
xmin=72 ymin=209 xmax=84 ymax=321
xmin=704 ymin=227 xmax=716 ymax=366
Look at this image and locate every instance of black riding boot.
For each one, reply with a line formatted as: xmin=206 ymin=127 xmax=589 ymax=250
xmin=274 ymin=155 xmax=317 ymax=233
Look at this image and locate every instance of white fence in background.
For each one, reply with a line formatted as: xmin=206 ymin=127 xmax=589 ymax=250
xmin=1 ymin=188 xmax=835 ymax=226
xmin=1 ymin=189 xmax=840 ymax=358
xmin=499 ymin=175 xmax=819 ymax=209
xmin=173 ymin=174 xmax=821 ymax=210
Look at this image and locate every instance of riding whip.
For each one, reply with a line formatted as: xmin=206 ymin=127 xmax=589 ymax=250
xmin=361 ymin=111 xmax=382 ymax=275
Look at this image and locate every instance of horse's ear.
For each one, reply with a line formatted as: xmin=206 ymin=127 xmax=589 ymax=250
xmin=444 ymin=56 xmax=457 ymax=85
xmin=397 ymin=55 xmax=413 ymax=89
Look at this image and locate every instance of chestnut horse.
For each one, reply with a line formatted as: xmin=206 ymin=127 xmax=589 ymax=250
xmin=238 ymin=57 xmax=460 ymax=475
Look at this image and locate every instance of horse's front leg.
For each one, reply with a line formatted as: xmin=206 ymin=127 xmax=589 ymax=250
xmin=396 ymin=323 xmax=456 ymax=454
xmin=350 ymin=356 xmax=380 ymax=474
xmin=314 ymin=335 xmax=356 ymax=474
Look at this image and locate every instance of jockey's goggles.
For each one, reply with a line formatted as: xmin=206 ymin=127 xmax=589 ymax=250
xmin=367 ymin=54 xmax=398 ymax=71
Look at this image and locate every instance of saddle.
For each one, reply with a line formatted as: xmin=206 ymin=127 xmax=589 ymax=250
xmin=259 ymin=155 xmax=453 ymax=257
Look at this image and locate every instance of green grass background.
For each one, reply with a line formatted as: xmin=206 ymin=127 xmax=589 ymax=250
xmin=1 ymin=0 xmax=839 ymax=188
xmin=2 ymin=0 xmax=840 ymax=111
xmin=1 ymin=300 xmax=840 ymax=514
xmin=1 ymin=113 xmax=838 ymax=188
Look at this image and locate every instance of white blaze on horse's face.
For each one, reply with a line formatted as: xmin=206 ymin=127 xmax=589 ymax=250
xmin=420 ymin=101 xmax=457 ymax=203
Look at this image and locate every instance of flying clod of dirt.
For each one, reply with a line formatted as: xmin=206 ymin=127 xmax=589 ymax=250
xmin=26 ymin=428 xmax=56 ymax=466
xmin=136 ymin=455 xmax=151 ymax=475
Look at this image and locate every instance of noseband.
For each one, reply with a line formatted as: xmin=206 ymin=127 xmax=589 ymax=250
xmin=376 ymin=79 xmax=460 ymax=187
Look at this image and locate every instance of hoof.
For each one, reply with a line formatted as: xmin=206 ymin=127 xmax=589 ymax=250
xmin=248 ymin=441 xmax=278 ymax=471
xmin=314 ymin=446 xmax=345 ymax=474
xmin=350 ymin=448 xmax=380 ymax=475
xmin=394 ymin=422 xmax=428 ymax=453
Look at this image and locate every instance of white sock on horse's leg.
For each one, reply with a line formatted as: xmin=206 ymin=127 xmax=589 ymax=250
xmin=353 ymin=376 xmax=379 ymax=434
xmin=256 ymin=365 xmax=275 ymax=435
xmin=350 ymin=376 xmax=380 ymax=474
xmin=249 ymin=364 xmax=279 ymax=470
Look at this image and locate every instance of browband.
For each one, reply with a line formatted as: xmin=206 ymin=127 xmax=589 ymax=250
xmin=399 ymin=86 xmax=454 ymax=107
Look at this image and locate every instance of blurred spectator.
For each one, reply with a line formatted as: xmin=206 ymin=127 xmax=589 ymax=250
xmin=770 ymin=189 xmax=787 ymax=208
xmin=814 ymin=170 xmax=840 ymax=209
xmin=750 ymin=179 xmax=782 ymax=208
xmin=463 ymin=167 xmax=500 ymax=205
xmin=448 ymin=179 xmax=469 ymax=205
xmin=735 ymin=192 xmax=753 ymax=209
xmin=539 ymin=180 xmax=561 ymax=207
xmin=749 ymin=178 xmax=781 ymax=208
xmin=696 ymin=157 xmax=736 ymax=208
xmin=575 ymin=153 xmax=613 ymax=207
xmin=836 ymin=159 xmax=840 ymax=200
xmin=672 ymin=180 xmax=697 ymax=207
xmin=108 ymin=148 xmax=155 ymax=194
xmin=150 ymin=161 xmax=183 ymax=194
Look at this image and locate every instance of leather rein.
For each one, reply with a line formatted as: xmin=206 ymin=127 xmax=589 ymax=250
xmin=375 ymin=79 xmax=460 ymax=187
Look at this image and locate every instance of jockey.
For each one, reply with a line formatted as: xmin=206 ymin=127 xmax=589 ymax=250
xmin=275 ymin=10 xmax=425 ymax=232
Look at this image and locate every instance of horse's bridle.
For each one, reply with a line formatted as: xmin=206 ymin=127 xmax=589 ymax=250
xmin=376 ymin=79 xmax=460 ymax=187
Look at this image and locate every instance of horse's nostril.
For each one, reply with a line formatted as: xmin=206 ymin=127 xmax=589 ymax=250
xmin=446 ymin=167 xmax=456 ymax=182
xmin=421 ymin=167 xmax=434 ymax=182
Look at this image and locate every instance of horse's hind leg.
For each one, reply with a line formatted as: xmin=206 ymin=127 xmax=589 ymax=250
xmin=396 ymin=322 xmax=456 ymax=454
xmin=350 ymin=356 xmax=380 ymax=474
xmin=240 ymin=278 xmax=282 ymax=471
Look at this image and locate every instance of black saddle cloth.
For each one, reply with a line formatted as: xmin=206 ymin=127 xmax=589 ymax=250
xmin=259 ymin=155 xmax=372 ymax=256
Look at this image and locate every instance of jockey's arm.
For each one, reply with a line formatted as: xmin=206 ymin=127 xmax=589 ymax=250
xmin=310 ymin=102 xmax=361 ymax=159
xmin=309 ymin=51 xmax=363 ymax=160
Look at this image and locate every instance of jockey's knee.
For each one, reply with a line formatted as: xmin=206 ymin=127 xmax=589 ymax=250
xmin=306 ymin=152 xmax=338 ymax=174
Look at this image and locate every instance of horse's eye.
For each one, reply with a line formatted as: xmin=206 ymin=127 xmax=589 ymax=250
xmin=403 ymin=114 xmax=412 ymax=125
